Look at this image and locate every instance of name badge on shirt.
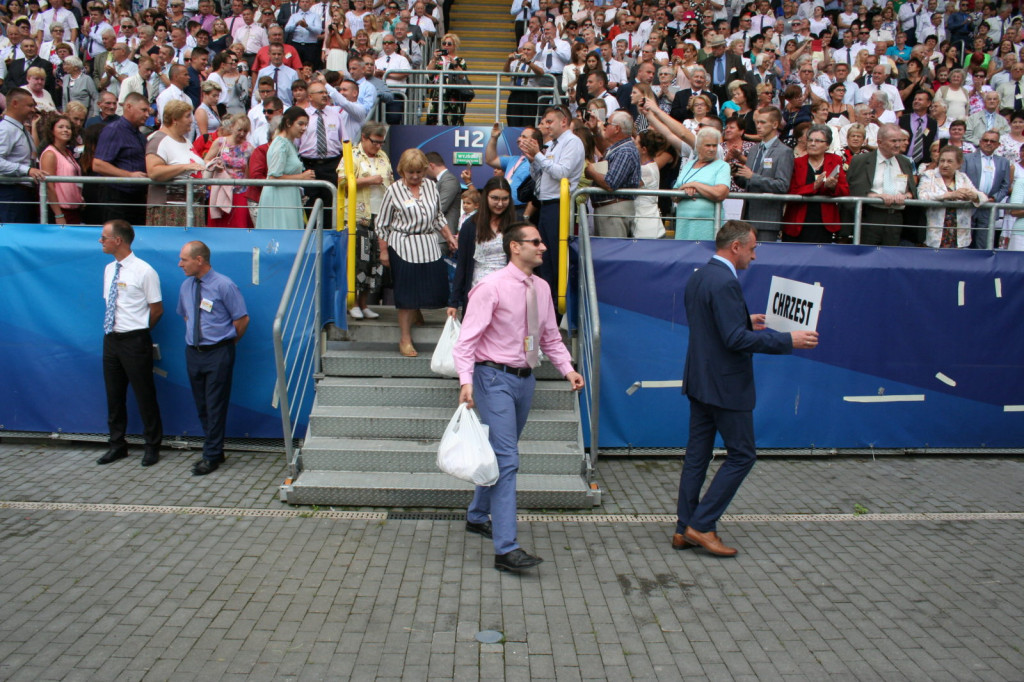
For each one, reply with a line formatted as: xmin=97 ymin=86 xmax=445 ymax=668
xmin=403 ymin=198 xmax=418 ymax=208
xmin=524 ymin=335 xmax=536 ymax=353
xmin=763 ymin=157 xmax=773 ymax=169
xmin=200 ymin=298 xmax=214 ymax=312
xmin=117 ymin=281 xmax=127 ymax=289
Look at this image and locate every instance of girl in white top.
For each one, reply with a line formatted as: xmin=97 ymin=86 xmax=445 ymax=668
xmin=634 ymin=129 xmax=666 ymax=239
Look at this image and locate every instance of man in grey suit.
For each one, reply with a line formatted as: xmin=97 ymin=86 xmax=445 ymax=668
xmin=674 ymin=220 xmax=818 ymax=557
xmin=734 ymin=107 xmax=794 ymax=243
xmin=426 ymin=151 xmax=462 ymax=254
xmin=846 ymin=123 xmax=918 ymax=246
xmin=962 ymin=131 xmax=1012 ymax=248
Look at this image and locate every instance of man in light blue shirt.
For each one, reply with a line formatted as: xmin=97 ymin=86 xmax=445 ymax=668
xmin=0 ymin=88 xmax=46 ymax=223
xmin=285 ymin=0 xmax=323 ymax=69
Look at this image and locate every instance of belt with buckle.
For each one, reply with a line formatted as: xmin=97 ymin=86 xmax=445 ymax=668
xmin=188 ymin=338 xmax=234 ymax=352
xmin=476 ymin=360 xmax=532 ymax=377
xmin=593 ymin=196 xmax=631 ymax=207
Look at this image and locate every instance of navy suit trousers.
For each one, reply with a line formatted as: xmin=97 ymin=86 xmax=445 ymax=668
xmin=676 ymin=397 xmax=757 ymax=534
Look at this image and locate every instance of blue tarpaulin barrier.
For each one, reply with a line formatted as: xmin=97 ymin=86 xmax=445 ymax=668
xmin=583 ymin=238 xmax=1024 ymax=449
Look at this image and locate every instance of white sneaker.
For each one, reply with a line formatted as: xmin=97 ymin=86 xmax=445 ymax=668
xmin=349 ymin=306 xmax=364 ymax=319
xmin=361 ymin=307 xmax=380 ymax=319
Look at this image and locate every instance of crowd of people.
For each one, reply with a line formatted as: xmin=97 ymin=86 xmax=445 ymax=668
xmin=0 ymin=0 xmax=462 ymax=228
xmin=501 ymin=0 xmax=1024 ymax=249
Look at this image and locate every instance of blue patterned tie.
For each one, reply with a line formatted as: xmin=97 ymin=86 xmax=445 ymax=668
xmin=103 ymin=262 xmax=121 ymax=334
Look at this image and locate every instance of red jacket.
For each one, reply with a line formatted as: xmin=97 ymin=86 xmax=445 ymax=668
xmin=245 ymin=143 xmax=270 ymax=203
xmin=781 ymin=152 xmax=850 ymax=237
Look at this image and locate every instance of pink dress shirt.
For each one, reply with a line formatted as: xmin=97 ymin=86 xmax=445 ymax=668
xmin=453 ymin=262 xmax=574 ymax=385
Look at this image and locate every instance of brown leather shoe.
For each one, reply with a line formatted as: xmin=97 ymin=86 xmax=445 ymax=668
xmin=683 ymin=527 xmax=738 ymax=557
xmin=671 ymin=533 xmax=695 ymax=550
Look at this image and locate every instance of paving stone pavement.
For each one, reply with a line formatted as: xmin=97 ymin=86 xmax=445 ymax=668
xmin=0 ymin=441 xmax=1022 ymax=681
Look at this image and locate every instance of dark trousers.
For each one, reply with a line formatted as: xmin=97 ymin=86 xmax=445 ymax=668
xmin=507 ymin=89 xmax=540 ymax=127
xmin=103 ymin=330 xmax=162 ymax=453
xmin=186 ymin=342 xmax=236 ymax=462
xmin=860 ymin=207 xmax=905 ymax=246
xmin=100 ymin=188 xmax=147 ymax=227
xmin=384 ymin=95 xmax=405 ymax=125
xmin=301 ymin=155 xmax=341 ymax=229
xmin=291 ymin=41 xmax=322 ymax=70
xmin=0 ymin=184 xmax=39 ymax=223
xmin=970 ymin=209 xmax=1001 ymax=249
xmin=676 ymin=398 xmax=756 ymax=534
xmin=536 ymin=201 xmax=561 ymax=297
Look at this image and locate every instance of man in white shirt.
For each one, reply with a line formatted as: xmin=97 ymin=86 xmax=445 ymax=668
xmin=232 ymin=5 xmax=268 ymax=65
xmin=99 ymin=42 xmax=138 ymax=97
xmin=117 ymin=56 xmax=154 ymax=115
xmin=409 ymin=1 xmax=436 ymax=40
xmin=37 ymin=0 xmax=78 ymax=45
xmin=248 ymin=79 xmax=279 ymax=146
xmin=586 ymin=70 xmax=619 ymax=113
xmin=375 ymin=33 xmax=410 ymax=123
xmin=156 ymin=64 xmax=191 ymax=120
xmin=869 ymin=91 xmax=898 ymax=124
xmin=536 ymin=20 xmax=570 ymax=82
xmin=285 ymin=0 xmax=324 ymax=69
xmin=857 ymin=64 xmax=903 ymax=112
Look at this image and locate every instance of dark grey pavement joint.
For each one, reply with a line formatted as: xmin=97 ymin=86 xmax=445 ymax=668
xmin=0 ymin=442 xmax=1021 ymax=681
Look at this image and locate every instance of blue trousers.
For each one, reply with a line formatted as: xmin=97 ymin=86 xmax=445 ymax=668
xmin=676 ymin=398 xmax=757 ymax=534
xmin=185 ymin=343 xmax=236 ymax=462
xmin=467 ymin=364 xmax=535 ymax=555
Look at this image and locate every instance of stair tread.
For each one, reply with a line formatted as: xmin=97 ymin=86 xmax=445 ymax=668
xmin=311 ymin=405 xmax=576 ymax=420
xmin=316 ymin=376 xmax=570 ymax=391
xmin=290 ymin=470 xmax=591 ymax=491
xmin=301 ymin=435 xmax=579 ymax=453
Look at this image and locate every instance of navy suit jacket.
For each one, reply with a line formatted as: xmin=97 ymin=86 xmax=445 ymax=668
xmin=682 ymin=258 xmax=792 ymax=411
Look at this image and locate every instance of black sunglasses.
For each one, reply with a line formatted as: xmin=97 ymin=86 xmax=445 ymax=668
xmin=515 ymin=238 xmax=543 ymax=246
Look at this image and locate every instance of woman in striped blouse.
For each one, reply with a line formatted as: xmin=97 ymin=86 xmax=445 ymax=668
xmin=377 ymin=148 xmax=458 ymax=357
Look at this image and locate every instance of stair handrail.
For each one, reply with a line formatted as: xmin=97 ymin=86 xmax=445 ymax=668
xmin=569 ymin=190 xmax=601 ymax=477
xmin=272 ymin=199 xmax=325 ymax=477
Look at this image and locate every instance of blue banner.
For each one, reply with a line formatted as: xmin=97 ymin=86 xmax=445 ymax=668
xmin=387 ymin=125 xmax=525 ymax=188
xmin=0 ymin=224 xmax=339 ymax=440
xmin=586 ymin=239 xmax=1024 ymax=449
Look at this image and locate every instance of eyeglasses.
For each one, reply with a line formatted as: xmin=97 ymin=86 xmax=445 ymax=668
xmin=514 ymin=238 xmax=544 ymax=246
xmin=365 ymin=137 xmax=386 ymax=145
xmin=383 ymin=40 xmax=395 ymax=44
xmin=263 ymin=108 xmax=278 ymax=115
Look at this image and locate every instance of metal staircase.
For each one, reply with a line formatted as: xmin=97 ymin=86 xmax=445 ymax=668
xmin=279 ymin=309 xmax=599 ymax=508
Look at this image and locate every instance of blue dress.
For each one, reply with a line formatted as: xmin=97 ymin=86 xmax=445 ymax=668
xmin=256 ymin=136 xmax=305 ymax=229
xmin=673 ymin=159 xmax=731 ymax=241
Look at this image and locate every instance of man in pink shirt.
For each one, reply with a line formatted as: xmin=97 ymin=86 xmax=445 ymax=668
xmin=453 ymin=222 xmax=585 ymax=573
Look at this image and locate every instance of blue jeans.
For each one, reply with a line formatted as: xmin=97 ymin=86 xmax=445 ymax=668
xmin=466 ymin=364 xmax=535 ymax=554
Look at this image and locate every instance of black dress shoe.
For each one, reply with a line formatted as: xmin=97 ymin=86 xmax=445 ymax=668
xmin=191 ymin=459 xmax=221 ymax=476
xmin=494 ymin=548 xmax=544 ymax=573
xmin=466 ymin=520 xmax=493 ymax=539
xmin=141 ymin=451 xmax=160 ymax=467
xmin=97 ymin=448 xmax=129 ymax=465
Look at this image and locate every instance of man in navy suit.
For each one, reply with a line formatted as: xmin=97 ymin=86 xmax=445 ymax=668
xmin=674 ymin=221 xmax=819 ymax=557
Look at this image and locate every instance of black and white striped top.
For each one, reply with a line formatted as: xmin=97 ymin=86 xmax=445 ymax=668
xmin=376 ymin=179 xmax=449 ymax=264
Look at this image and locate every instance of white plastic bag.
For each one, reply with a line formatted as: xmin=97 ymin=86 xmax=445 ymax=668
xmin=437 ymin=403 xmax=499 ymax=486
xmin=430 ymin=316 xmax=461 ymax=377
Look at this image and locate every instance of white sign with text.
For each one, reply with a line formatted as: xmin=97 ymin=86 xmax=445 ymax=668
xmin=765 ymin=276 xmax=824 ymax=333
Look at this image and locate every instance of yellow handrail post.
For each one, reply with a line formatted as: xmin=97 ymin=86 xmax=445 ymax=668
xmin=558 ymin=177 xmax=569 ymax=315
xmin=342 ymin=139 xmax=357 ymax=310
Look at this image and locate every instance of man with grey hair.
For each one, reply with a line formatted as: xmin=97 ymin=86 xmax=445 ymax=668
xmin=846 ymin=122 xmax=918 ymax=245
xmin=671 ymin=66 xmax=719 ymax=120
xmin=869 ymin=90 xmax=897 ymax=124
xmin=965 ymin=91 xmax=1010 ymax=144
xmin=585 ymin=109 xmax=641 ymax=237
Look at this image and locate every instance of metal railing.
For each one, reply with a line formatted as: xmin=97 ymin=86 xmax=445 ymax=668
xmin=1 ymin=174 xmax=339 ymax=229
xmin=566 ymin=186 xmax=1021 ymax=249
xmin=272 ymin=199 xmax=325 ymax=477
xmin=574 ymin=198 xmax=601 ymax=480
xmin=379 ymin=69 xmax=563 ymax=125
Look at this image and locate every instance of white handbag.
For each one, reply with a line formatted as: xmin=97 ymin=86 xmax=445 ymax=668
xmin=430 ymin=315 xmax=460 ymax=377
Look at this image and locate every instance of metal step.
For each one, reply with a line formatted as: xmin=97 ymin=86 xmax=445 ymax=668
xmin=280 ymin=470 xmax=597 ymax=508
xmin=308 ymin=405 xmax=578 ymax=441
xmin=321 ymin=349 xmax=566 ymax=380
xmin=300 ymin=435 xmax=583 ymax=475
xmin=315 ymin=376 xmax=577 ymax=410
